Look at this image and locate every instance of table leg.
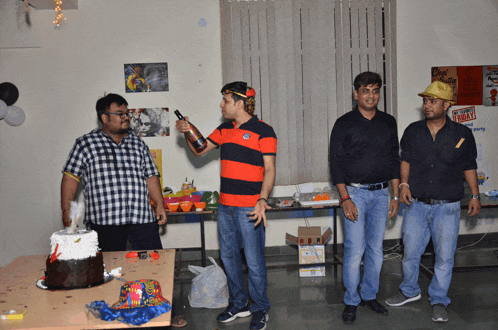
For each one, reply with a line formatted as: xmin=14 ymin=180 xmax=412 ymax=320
xmin=200 ymin=214 xmax=206 ymax=267
xmin=333 ymin=207 xmax=343 ymax=266
xmin=333 ymin=208 xmax=337 ymax=258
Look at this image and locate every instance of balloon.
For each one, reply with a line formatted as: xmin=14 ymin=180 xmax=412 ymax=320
xmin=4 ymin=105 xmax=26 ymax=126
xmin=0 ymin=99 xmax=7 ymax=119
xmin=0 ymin=82 xmax=19 ymax=106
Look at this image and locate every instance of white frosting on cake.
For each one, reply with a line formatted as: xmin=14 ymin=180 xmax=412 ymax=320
xmin=50 ymin=229 xmax=99 ymax=260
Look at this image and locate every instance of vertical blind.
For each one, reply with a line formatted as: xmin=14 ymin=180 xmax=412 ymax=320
xmin=221 ymin=0 xmax=397 ymax=186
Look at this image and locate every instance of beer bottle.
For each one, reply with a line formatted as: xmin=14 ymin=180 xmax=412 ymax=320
xmin=174 ymin=110 xmax=207 ymax=153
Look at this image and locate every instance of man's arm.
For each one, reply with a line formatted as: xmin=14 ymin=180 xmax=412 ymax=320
xmin=336 ymin=183 xmax=358 ymax=222
xmin=387 ymin=117 xmax=401 ymax=217
xmin=147 ymin=175 xmax=167 ymax=225
xmin=61 ymin=172 xmax=81 ymax=227
xmin=463 ymin=169 xmax=482 ymax=216
xmin=185 ymin=137 xmax=217 ymax=156
xmin=248 ymin=155 xmax=275 ymax=227
xmin=175 ymin=117 xmax=217 ymax=156
xmin=330 ymin=122 xmax=360 ymax=222
xmin=388 ymin=178 xmax=400 ymax=218
xmin=399 ymin=160 xmax=412 ymax=205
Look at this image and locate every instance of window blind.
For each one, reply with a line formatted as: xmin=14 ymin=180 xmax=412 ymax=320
xmin=221 ymin=0 xmax=397 ymax=185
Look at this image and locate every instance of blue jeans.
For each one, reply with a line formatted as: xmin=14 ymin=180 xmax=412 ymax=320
xmin=343 ymin=186 xmax=389 ymax=306
xmin=217 ymin=203 xmax=270 ymax=313
xmin=399 ymin=199 xmax=460 ymax=306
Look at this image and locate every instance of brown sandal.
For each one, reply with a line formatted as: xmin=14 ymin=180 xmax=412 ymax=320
xmin=171 ymin=315 xmax=187 ymax=328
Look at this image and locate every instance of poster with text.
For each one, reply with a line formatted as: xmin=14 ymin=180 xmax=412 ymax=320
xmin=431 ymin=66 xmax=458 ymax=103
xmin=130 ymin=108 xmax=170 ymax=137
xmin=483 ymin=65 xmax=498 ymax=106
xmin=457 ymin=66 xmax=482 ymax=106
xmin=124 ymin=63 xmax=169 ymax=93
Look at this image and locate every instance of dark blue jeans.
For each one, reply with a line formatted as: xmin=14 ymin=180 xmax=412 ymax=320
xmin=217 ymin=203 xmax=270 ymax=313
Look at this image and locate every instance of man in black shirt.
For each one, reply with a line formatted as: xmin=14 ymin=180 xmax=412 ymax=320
xmin=385 ymin=81 xmax=481 ymax=323
xmin=330 ymin=72 xmax=400 ymax=324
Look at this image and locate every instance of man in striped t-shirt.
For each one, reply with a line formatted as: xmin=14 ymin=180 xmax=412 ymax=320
xmin=175 ymin=81 xmax=277 ymax=330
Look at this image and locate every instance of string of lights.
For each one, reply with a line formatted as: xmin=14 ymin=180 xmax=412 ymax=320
xmin=53 ymin=0 xmax=66 ymax=26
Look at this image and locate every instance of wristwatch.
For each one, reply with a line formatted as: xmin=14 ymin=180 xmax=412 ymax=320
xmin=392 ymin=196 xmax=399 ymax=201
xmin=471 ymin=194 xmax=480 ymax=200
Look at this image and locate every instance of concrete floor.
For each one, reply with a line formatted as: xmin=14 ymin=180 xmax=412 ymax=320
xmin=165 ymin=246 xmax=498 ymax=330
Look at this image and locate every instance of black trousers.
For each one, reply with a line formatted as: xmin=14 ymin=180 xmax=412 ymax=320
xmin=88 ymin=222 xmax=163 ymax=252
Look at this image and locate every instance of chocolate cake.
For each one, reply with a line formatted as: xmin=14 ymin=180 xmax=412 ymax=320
xmin=45 ymin=253 xmax=104 ymax=288
xmin=44 ymin=229 xmax=104 ymax=289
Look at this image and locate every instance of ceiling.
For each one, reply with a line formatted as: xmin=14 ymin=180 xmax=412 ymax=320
xmin=25 ymin=0 xmax=78 ymax=10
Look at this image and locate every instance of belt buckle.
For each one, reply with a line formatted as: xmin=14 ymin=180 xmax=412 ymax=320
xmin=368 ymin=183 xmax=380 ymax=190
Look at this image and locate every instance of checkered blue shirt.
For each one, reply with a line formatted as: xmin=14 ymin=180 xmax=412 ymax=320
xmin=63 ymin=129 xmax=160 ymax=226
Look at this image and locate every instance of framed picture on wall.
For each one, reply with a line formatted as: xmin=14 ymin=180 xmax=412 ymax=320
xmin=124 ymin=62 xmax=169 ymax=93
xmin=130 ymin=107 xmax=170 ymax=137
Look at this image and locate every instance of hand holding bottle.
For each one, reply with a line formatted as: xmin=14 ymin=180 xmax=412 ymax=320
xmin=174 ymin=110 xmax=207 ymax=153
xmin=175 ymin=115 xmax=191 ymax=133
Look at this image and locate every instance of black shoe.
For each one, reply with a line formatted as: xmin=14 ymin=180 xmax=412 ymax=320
xmin=342 ymin=305 xmax=357 ymax=324
xmin=360 ymin=299 xmax=389 ymax=315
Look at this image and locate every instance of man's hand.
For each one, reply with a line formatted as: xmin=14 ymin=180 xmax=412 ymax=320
xmin=175 ymin=116 xmax=191 ymax=133
xmin=399 ymin=185 xmax=412 ymax=205
xmin=388 ymin=199 xmax=400 ymax=218
xmin=155 ymin=204 xmax=167 ymax=225
xmin=342 ymin=199 xmax=358 ymax=222
xmin=468 ymin=198 xmax=481 ymax=217
xmin=247 ymin=199 xmax=271 ymax=227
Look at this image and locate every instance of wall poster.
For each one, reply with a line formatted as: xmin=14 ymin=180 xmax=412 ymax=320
xmin=483 ymin=65 xmax=498 ymax=106
xmin=431 ymin=65 xmax=498 ymax=106
xmin=150 ymin=149 xmax=163 ymax=188
xmin=130 ymin=108 xmax=170 ymax=137
xmin=124 ymin=63 xmax=169 ymax=93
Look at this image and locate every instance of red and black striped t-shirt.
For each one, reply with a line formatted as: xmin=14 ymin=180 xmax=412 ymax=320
xmin=207 ymin=115 xmax=277 ymax=207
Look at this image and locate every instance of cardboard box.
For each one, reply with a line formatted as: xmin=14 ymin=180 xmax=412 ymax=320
xmin=286 ymin=227 xmax=332 ymax=277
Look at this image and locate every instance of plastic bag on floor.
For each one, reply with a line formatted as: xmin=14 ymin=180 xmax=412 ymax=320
xmin=188 ymin=257 xmax=229 ymax=308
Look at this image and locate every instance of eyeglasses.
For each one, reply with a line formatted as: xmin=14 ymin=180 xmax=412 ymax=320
xmin=104 ymin=111 xmax=132 ymax=118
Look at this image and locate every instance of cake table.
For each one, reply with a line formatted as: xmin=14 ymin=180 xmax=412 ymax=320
xmin=0 ymin=249 xmax=175 ymax=329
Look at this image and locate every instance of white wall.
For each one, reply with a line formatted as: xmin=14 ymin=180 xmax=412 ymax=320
xmin=1 ymin=0 xmax=497 ymax=268
xmin=0 ymin=0 xmax=224 ymax=267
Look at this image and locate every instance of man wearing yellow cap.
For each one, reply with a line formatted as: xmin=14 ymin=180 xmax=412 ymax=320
xmin=385 ymin=81 xmax=481 ymax=322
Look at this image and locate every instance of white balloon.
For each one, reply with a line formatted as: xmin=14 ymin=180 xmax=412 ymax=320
xmin=5 ymin=105 xmax=26 ymax=126
xmin=0 ymin=100 xmax=7 ymax=119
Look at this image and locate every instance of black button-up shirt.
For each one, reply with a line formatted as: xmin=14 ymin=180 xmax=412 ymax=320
xmin=400 ymin=116 xmax=477 ymax=200
xmin=330 ymin=108 xmax=400 ymax=185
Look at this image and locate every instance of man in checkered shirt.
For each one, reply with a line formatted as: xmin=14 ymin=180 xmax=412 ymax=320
xmin=60 ymin=93 xmax=166 ymax=252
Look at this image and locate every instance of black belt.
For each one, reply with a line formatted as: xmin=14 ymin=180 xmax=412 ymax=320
xmin=347 ymin=182 xmax=389 ymax=191
xmin=414 ymin=197 xmax=460 ymax=205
